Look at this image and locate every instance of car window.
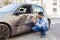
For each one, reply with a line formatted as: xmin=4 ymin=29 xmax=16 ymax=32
xmin=32 ymin=5 xmax=44 ymax=13
xmin=15 ymin=5 xmax=32 ymax=14
xmin=18 ymin=7 xmax=27 ymax=13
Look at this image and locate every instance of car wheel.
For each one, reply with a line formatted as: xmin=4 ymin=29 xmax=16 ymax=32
xmin=0 ymin=24 xmax=10 ymax=40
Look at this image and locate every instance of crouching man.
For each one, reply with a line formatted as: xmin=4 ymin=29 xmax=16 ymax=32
xmin=32 ymin=12 xmax=48 ymax=38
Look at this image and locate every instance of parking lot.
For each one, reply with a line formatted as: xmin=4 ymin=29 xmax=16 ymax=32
xmin=9 ymin=32 xmax=56 ymax=40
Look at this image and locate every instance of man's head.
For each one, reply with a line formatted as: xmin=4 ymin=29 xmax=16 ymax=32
xmin=38 ymin=12 xmax=44 ymax=19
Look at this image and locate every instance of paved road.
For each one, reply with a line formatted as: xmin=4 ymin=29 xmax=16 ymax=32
xmin=49 ymin=18 xmax=60 ymax=40
xmin=9 ymin=18 xmax=60 ymax=40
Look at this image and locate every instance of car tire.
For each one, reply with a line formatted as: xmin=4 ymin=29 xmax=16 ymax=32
xmin=0 ymin=24 xmax=10 ymax=40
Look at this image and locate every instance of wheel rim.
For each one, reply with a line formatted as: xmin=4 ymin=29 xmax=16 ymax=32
xmin=0 ymin=25 xmax=9 ymax=40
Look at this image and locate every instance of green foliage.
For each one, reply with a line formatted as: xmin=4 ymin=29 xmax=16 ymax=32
xmin=4 ymin=0 xmax=9 ymax=5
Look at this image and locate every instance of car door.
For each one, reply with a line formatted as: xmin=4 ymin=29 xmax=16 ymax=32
xmin=13 ymin=5 xmax=34 ymax=33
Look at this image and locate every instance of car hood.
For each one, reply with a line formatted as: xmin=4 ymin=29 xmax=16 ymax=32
xmin=0 ymin=13 xmax=13 ymax=18
xmin=0 ymin=13 xmax=14 ymax=23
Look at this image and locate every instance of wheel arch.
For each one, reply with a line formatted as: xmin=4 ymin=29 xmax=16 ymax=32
xmin=47 ymin=18 xmax=51 ymax=21
xmin=47 ymin=18 xmax=51 ymax=29
xmin=0 ymin=22 xmax=12 ymax=36
xmin=47 ymin=18 xmax=51 ymax=23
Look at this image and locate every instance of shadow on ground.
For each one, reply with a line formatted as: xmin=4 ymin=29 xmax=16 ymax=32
xmin=9 ymin=31 xmax=35 ymax=39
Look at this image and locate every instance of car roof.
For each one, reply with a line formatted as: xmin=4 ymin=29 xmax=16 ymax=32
xmin=11 ymin=3 xmax=43 ymax=7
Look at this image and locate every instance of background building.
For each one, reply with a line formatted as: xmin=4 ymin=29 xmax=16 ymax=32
xmin=0 ymin=0 xmax=60 ymax=17
xmin=43 ymin=0 xmax=60 ymax=17
xmin=0 ymin=0 xmax=4 ymax=7
xmin=23 ymin=0 xmax=41 ymax=5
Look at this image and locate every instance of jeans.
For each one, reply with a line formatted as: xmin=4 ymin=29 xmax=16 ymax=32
xmin=32 ymin=25 xmax=48 ymax=36
xmin=26 ymin=22 xmax=35 ymax=27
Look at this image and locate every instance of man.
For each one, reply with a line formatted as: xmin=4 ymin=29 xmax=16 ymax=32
xmin=32 ymin=12 xmax=48 ymax=38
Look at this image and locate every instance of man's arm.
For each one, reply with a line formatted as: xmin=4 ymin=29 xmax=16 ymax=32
xmin=36 ymin=18 xmax=48 ymax=28
xmin=40 ymin=20 xmax=46 ymax=27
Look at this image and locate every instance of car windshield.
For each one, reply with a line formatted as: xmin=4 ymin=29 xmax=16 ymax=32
xmin=0 ymin=4 xmax=19 ymax=13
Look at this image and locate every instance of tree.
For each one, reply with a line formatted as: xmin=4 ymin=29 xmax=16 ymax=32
xmin=4 ymin=0 xmax=9 ymax=5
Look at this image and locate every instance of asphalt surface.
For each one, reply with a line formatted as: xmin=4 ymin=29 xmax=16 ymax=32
xmin=9 ymin=18 xmax=60 ymax=40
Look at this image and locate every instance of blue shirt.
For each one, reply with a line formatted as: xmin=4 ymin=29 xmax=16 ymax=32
xmin=35 ymin=17 xmax=48 ymax=28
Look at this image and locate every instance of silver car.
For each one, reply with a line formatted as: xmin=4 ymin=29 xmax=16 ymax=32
xmin=0 ymin=4 xmax=51 ymax=40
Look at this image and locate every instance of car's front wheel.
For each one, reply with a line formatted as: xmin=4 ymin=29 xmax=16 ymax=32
xmin=0 ymin=24 xmax=10 ymax=40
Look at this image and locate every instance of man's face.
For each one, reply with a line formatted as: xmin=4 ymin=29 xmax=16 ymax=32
xmin=38 ymin=15 xmax=43 ymax=19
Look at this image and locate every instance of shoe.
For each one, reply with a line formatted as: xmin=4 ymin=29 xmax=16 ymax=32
xmin=40 ymin=35 xmax=45 ymax=38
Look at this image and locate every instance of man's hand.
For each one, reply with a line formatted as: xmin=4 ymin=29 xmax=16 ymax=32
xmin=32 ymin=18 xmax=36 ymax=23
